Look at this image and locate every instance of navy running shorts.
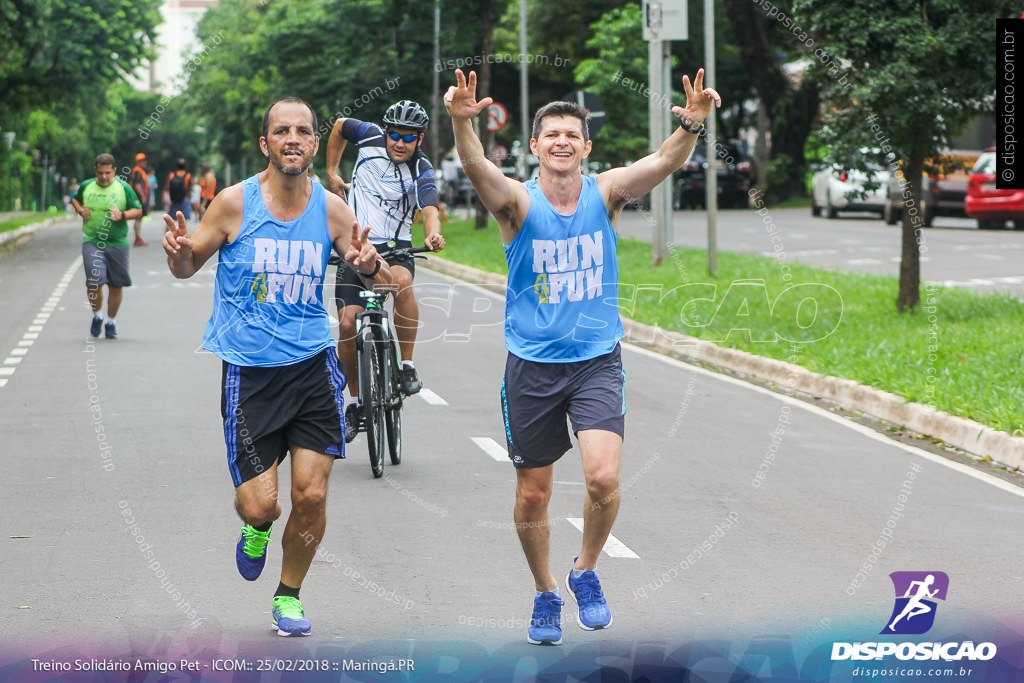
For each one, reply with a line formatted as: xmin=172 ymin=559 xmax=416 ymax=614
xmin=334 ymin=240 xmax=416 ymax=309
xmin=221 ymin=347 xmax=347 ymax=486
xmin=501 ymin=343 xmax=626 ymax=469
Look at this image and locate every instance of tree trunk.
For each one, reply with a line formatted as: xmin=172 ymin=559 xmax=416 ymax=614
xmin=474 ymin=11 xmax=493 ymax=230
xmin=723 ymin=0 xmax=818 ymax=201
xmin=897 ymin=147 xmax=926 ymax=311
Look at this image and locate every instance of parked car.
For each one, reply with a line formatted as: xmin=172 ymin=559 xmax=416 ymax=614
xmin=673 ymin=142 xmax=753 ymax=210
xmin=811 ymin=164 xmax=890 ymax=218
xmin=882 ymin=149 xmax=982 ymax=226
xmin=965 ymin=149 xmax=1024 ymax=230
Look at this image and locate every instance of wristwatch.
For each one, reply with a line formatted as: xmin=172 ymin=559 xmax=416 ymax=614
xmin=679 ymin=116 xmax=704 ymax=135
xmin=361 ymin=259 xmax=382 ymax=278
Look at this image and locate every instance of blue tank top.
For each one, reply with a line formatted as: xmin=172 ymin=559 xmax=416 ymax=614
xmin=201 ymin=174 xmax=334 ymax=367
xmin=504 ymin=175 xmax=623 ymax=362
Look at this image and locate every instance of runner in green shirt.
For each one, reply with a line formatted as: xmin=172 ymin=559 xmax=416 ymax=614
xmin=71 ymin=154 xmax=143 ymax=339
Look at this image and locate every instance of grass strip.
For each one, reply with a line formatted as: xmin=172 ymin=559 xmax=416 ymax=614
xmin=432 ymin=216 xmax=1024 ymax=436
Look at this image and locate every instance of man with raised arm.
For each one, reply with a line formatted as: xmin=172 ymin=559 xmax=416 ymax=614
xmin=163 ymin=96 xmax=391 ymax=637
xmin=445 ymin=68 xmax=720 ymax=646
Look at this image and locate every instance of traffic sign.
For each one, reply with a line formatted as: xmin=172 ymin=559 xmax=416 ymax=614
xmin=485 ymin=103 xmax=509 ymax=132
xmin=561 ymin=91 xmax=605 ymax=137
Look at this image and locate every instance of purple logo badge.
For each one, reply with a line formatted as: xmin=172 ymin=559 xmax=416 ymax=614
xmin=880 ymin=571 xmax=949 ymax=635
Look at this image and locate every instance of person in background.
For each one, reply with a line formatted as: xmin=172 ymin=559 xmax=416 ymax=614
xmin=128 ymin=153 xmax=150 ymax=246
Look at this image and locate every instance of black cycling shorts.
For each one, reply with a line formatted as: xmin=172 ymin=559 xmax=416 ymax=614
xmin=334 ymin=240 xmax=415 ymax=309
xmin=221 ymin=347 xmax=346 ymax=487
xmin=501 ymin=344 xmax=626 ymax=469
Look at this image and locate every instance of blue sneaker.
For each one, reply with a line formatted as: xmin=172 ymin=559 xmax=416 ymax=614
xmin=104 ymin=321 xmax=117 ymax=339
xmin=565 ymin=558 xmax=612 ymax=630
xmin=89 ymin=316 xmax=102 ymax=338
xmin=527 ymin=591 xmax=563 ymax=645
xmin=272 ymin=596 xmax=311 ymax=637
xmin=235 ymin=524 xmax=271 ymax=581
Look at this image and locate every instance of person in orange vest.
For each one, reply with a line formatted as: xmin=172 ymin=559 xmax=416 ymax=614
xmin=128 ymin=152 xmax=150 ymax=245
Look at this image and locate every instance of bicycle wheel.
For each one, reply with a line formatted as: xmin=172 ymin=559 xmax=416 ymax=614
xmin=358 ymin=325 xmax=385 ymax=478
xmin=384 ymin=339 xmax=402 ymax=466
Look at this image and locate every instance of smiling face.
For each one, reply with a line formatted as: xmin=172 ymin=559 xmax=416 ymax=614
xmin=530 ymin=115 xmax=592 ymax=175
xmin=385 ymin=126 xmax=422 ymax=164
xmin=260 ymin=101 xmax=319 ymax=176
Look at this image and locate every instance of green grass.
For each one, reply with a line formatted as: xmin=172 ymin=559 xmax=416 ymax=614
xmin=763 ymin=195 xmax=812 ymax=210
xmin=434 ymin=217 xmax=1024 ymax=436
xmin=0 ymin=213 xmax=52 ymax=235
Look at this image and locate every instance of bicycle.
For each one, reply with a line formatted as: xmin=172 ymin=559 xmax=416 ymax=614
xmin=333 ymin=245 xmax=431 ymax=478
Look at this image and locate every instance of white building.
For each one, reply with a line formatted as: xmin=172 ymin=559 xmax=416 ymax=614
xmin=131 ymin=0 xmax=219 ymax=95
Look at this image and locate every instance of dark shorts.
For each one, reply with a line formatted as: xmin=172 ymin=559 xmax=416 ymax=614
xmin=221 ymin=347 xmax=347 ymax=487
xmin=501 ymin=344 xmax=626 ymax=469
xmin=169 ymin=200 xmax=191 ymax=220
xmin=82 ymin=242 xmax=132 ymax=288
xmin=334 ymin=239 xmax=416 ymax=309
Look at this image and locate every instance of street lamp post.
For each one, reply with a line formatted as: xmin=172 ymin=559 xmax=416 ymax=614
xmin=2 ymin=131 xmax=15 ymax=212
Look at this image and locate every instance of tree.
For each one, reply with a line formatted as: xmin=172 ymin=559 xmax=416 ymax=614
xmin=795 ymin=0 xmax=1014 ymax=310
xmin=0 ymin=0 xmax=160 ymax=119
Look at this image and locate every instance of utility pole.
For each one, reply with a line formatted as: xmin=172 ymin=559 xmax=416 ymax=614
xmin=704 ymin=0 xmax=717 ymax=276
xmin=518 ymin=0 xmax=529 ymax=181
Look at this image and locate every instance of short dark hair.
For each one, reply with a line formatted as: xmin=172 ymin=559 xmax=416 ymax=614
xmin=175 ymin=158 xmax=187 ymax=170
xmin=531 ymin=101 xmax=590 ymax=142
xmin=262 ymin=97 xmax=318 ymax=139
xmin=93 ymin=153 xmax=115 ymax=168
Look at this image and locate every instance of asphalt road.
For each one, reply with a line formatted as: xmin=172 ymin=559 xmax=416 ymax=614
xmin=1 ymin=216 xmax=1022 ymax=681
xmin=613 ymin=207 xmax=1024 ymax=297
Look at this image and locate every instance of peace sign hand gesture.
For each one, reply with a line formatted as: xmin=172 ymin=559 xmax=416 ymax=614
xmin=443 ymin=69 xmax=494 ymax=121
xmin=671 ymin=68 xmax=722 ymax=128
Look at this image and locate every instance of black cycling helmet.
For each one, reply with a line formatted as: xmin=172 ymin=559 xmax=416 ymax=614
xmin=383 ymin=100 xmax=429 ymax=131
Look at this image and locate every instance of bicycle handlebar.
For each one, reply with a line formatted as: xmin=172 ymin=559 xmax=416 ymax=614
xmin=327 ymin=244 xmax=434 ymax=267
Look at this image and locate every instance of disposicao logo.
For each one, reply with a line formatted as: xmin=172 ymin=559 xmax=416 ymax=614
xmin=881 ymin=571 xmax=948 ymax=635
xmin=831 ymin=571 xmax=997 ymax=662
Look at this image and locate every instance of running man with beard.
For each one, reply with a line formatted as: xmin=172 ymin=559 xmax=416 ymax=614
xmin=163 ymin=96 xmax=392 ymax=637
xmin=446 ymin=68 xmax=720 ymax=646
xmin=325 ymin=100 xmax=444 ymax=441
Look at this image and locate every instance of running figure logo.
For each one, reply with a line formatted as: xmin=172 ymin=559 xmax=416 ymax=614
xmin=881 ymin=571 xmax=949 ymax=635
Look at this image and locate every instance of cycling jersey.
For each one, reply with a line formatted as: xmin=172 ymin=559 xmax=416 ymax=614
xmin=342 ymin=119 xmax=439 ymax=243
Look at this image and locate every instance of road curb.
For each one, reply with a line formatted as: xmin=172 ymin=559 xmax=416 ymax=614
xmin=422 ymin=256 xmax=1024 ymax=471
xmin=0 ymin=216 xmax=66 ymax=247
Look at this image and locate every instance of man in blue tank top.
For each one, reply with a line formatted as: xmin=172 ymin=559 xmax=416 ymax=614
xmin=162 ymin=97 xmax=392 ymax=638
xmin=446 ymin=68 xmax=720 ymax=646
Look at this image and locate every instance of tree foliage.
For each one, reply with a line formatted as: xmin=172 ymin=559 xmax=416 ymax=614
xmin=795 ymin=0 xmax=1014 ymax=310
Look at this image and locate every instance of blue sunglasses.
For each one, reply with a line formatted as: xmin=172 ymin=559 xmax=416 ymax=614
xmin=387 ymin=131 xmax=420 ymax=143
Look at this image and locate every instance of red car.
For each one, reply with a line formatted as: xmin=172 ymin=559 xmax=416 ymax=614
xmin=965 ymin=148 xmax=1024 ymax=230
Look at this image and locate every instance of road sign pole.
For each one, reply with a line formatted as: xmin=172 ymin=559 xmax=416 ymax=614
xmin=704 ymin=0 xmax=717 ymax=277
xmin=649 ymin=37 xmax=666 ymax=265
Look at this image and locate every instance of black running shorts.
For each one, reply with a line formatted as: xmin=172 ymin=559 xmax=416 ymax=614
xmin=221 ymin=347 xmax=347 ymax=486
xmin=334 ymin=240 xmax=416 ymax=309
xmin=501 ymin=344 xmax=626 ymax=469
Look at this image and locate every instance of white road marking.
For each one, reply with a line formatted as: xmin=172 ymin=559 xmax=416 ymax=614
xmin=471 ymin=437 xmax=508 ymax=462
xmin=846 ymin=258 xmax=881 ymax=265
xmin=0 ymin=256 xmax=80 ymax=389
xmin=566 ymin=518 xmax=640 ymax=559
xmin=418 ymin=388 xmax=449 ymax=405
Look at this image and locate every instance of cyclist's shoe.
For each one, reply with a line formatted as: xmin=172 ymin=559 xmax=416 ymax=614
xmin=271 ymin=596 xmax=311 ymax=637
xmin=344 ymin=403 xmax=362 ymax=443
xmin=89 ymin=316 xmax=103 ymax=338
xmin=235 ymin=524 xmax=272 ymax=581
xmin=399 ymin=365 xmax=421 ymax=395
xmin=527 ymin=591 xmax=564 ymax=646
xmin=565 ymin=558 xmax=612 ymax=630
xmin=104 ymin=321 xmax=117 ymax=339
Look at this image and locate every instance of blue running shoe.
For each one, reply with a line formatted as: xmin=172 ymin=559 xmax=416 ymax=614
xmin=104 ymin=321 xmax=117 ymax=339
xmin=89 ymin=316 xmax=102 ymax=338
xmin=235 ymin=524 xmax=271 ymax=581
xmin=565 ymin=558 xmax=612 ymax=630
xmin=272 ymin=596 xmax=311 ymax=637
xmin=527 ymin=591 xmax=563 ymax=645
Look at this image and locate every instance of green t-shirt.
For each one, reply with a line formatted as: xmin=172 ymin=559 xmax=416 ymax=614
xmin=75 ymin=177 xmax=141 ymax=246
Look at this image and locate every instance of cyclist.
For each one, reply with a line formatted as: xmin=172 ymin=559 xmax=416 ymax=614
xmin=326 ymin=100 xmax=445 ymax=441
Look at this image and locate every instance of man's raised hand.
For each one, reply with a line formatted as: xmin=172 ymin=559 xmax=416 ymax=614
xmin=672 ymin=68 xmax=722 ymax=126
xmin=162 ymin=210 xmax=192 ymax=259
xmin=443 ymin=69 xmax=493 ymax=121
xmin=346 ymin=222 xmax=379 ymax=275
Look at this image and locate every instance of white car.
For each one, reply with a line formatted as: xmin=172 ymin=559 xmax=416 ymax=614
xmin=811 ymin=165 xmax=890 ymax=218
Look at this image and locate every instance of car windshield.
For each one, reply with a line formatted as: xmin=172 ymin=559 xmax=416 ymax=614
xmin=972 ymin=152 xmax=995 ymax=175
